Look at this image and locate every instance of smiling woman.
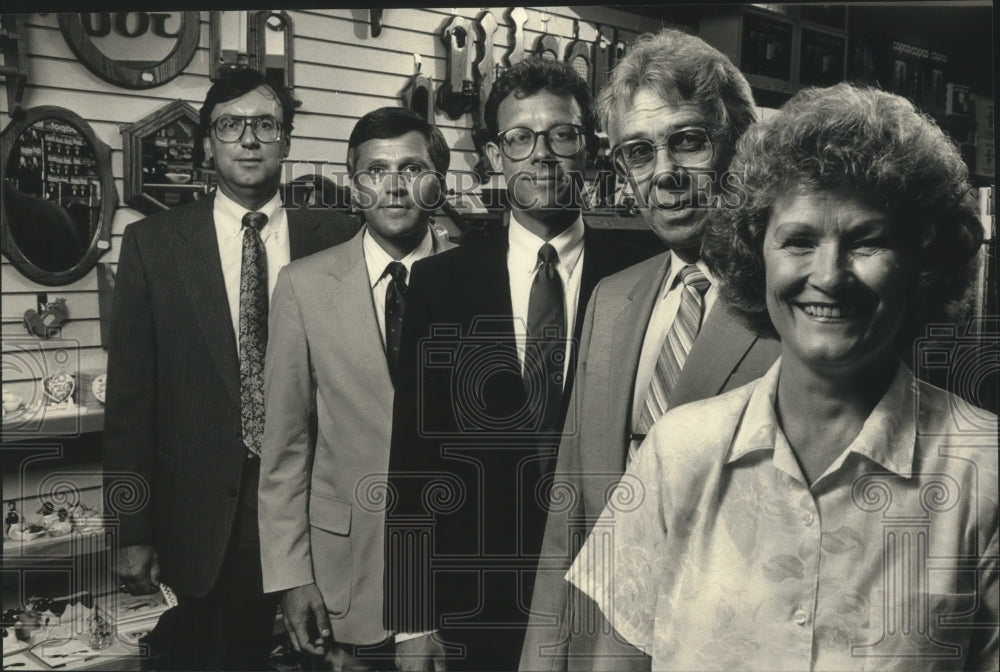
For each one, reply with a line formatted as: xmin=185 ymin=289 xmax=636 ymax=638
xmin=761 ymin=186 xmax=914 ymax=381
xmin=564 ymin=83 xmax=996 ymax=671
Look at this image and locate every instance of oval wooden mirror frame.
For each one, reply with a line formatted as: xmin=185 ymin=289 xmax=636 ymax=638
xmin=58 ymin=12 xmax=200 ymax=90
xmin=1 ymin=107 xmax=118 ymax=287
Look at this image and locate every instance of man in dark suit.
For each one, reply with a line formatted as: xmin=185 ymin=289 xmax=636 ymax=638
xmin=384 ymin=58 xmax=643 ymax=672
xmin=519 ymin=29 xmax=780 ymax=672
xmin=103 ymin=68 xmax=357 ymax=671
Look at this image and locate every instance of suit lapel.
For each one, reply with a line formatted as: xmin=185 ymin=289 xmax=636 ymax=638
xmin=605 ymin=254 xmax=671 ymax=475
xmin=470 ymin=232 xmax=516 ymax=338
xmin=175 ymin=198 xmax=241 ymax=407
xmin=576 ymin=226 xmax=605 ymax=340
xmin=326 ymin=233 xmax=395 ymax=421
xmin=670 ymin=300 xmax=758 ymax=408
xmin=563 ymin=226 xmax=607 ymax=407
xmin=286 ymin=208 xmax=317 ymax=261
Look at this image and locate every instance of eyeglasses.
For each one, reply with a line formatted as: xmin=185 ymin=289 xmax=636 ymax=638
xmin=496 ymin=124 xmax=586 ymax=161
xmin=211 ymin=115 xmax=283 ymax=143
xmin=611 ymin=127 xmax=714 ymax=178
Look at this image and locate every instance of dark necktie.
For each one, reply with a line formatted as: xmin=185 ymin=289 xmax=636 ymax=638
xmin=524 ymin=243 xmax=566 ymax=436
xmin=384 ymin=261 xmax=408 ymax=384
xmin=634 ymin=264 xmax=711 ymax=438
xmin=240 ymin=211 xmax=268 ymax=458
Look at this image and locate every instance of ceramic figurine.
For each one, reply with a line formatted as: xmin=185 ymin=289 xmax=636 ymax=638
xmin=42 ymin=370 xmax=75 ymax=406
xmin=2 ymin=388 xmax=25 ymax=417
xmin=8 ymin=522 xmax=46 ymax=541
xmin=5 ymin=502 xmax=20 ymax=534
xmin=71 ymin=504 xmax=101 ymax=533
xmin=47 ymin=509 xmax=72 ymax=537
xmin=92 ymin=373 xmax=106 ymax=404
xmin=37 ymin=502 xmax=58 ymax=528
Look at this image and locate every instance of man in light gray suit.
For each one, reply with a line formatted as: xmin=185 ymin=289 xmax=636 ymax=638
xmin=520 ymin=29 xmax=780 ymax=671
xmin=258 ymin=107 xmax=454 ymax=671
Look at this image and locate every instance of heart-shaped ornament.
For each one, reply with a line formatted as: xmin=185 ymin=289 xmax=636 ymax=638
xmin=43 ymin=372 xmax=75 ymax=405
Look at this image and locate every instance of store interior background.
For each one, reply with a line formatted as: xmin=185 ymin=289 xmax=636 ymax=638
xmin=1 ymin=4 xmax=995 ymax=668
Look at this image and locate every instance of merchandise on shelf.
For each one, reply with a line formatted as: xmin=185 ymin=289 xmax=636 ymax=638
xmin=47 ymin=509 xmax=73 ymax=537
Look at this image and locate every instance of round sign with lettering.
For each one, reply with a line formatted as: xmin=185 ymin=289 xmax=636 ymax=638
xmin=58 ymin=12 xmax=200 ymax=89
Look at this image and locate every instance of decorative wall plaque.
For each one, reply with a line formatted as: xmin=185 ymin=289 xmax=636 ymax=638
xmin=121 ymin=99 xmax=208 ymax=215
xmin=58 ymin=12 xmax=199 ymax=89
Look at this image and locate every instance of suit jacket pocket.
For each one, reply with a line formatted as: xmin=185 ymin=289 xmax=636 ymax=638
xmin=309 ymin=491 xmax=353 ymax=617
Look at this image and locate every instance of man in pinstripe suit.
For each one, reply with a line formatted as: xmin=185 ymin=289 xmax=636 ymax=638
xmin=103 ymin=68 xmax=357 ymax=671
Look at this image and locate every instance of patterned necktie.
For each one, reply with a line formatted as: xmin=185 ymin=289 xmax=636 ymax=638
xmin=240 ymin=211 xmax=268 ymax=457
xmin=384 ymin=261 xmax=408 ymax=384
xmin=524 ymin=243 xmax=566 ymax=436
xmin=635 ymin=264 xmax=711 ymax=436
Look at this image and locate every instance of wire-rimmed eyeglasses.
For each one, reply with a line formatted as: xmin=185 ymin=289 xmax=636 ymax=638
xmin=611 ymin=127 xmax=714 ymax=179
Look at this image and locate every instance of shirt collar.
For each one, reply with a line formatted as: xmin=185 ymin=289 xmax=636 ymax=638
xmin=507 ymin=212 xmax=585 ymax=277
xmin=215 ymin=190 xmax=283 ymax=241
xmin=363 ymin=225 xmax=435 ymax=289
xmin=727 ymin=358 xmax=917 ymax=480
xmin=660 ymin=251 xmax=716 ymax=300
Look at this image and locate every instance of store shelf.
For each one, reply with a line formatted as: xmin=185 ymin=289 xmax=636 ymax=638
xmin=1 ymin=401 xmax=105 ymax=443
xmin=3 ymin=528 xmax=108 ymax=561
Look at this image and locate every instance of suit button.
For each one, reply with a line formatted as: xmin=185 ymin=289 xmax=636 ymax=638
xmin=227 ymin=487 xmax=238 ymax=498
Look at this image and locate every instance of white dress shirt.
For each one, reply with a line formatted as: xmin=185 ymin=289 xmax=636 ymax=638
xmin=507 ymin=213 xmax=585 ymax=385
xmin=363 ymin=226 xmax=435 ymax=346
xmin=630 ymin=252 xmax=718 ymax=429
xmin=214 ymin=190 xmax=291 ymax=346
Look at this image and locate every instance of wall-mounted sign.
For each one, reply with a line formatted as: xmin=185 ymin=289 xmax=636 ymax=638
xmin=58 ymin=12 xmax=199 ymax=89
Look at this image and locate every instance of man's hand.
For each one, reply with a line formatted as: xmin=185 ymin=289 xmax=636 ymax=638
xmin=115 ymin=544 xmax=160 ymax=595
xmin=395 ymin=633 xmax=447 ymax=671
xmin=280 ymin=584 xmax=331 ymax=656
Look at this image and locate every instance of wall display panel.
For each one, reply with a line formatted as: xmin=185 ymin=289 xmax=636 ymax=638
xmin=1 ymin=107 xmax=116 ymax=287
xmin=58 ymin=12 xmax=200 ymax=89
xmin=0 ymin=12 xmax=993 ymax=665
xmin=121 ymin=99 xmax=209 ymax=214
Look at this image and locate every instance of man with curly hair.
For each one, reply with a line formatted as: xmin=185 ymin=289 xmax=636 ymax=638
xmin=384 ymin=57 xmax=643 ymax=671
xmin=521 ymin=28 xmax=780 ymax=671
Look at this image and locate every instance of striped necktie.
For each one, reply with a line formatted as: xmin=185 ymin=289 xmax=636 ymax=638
xmin=634 ymin=264 xmax=711 ymax=437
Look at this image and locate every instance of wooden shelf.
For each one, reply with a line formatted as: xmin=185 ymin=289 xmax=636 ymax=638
xmin=3 ymin=528 xmax=108 ymax=563
xmin=1 ymin=401 xmax=104 ymax=444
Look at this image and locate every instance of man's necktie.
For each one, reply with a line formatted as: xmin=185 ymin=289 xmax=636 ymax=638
xmin=240 ymin=211 xmax=268 ymax=458
xmin=524 ymin=243 xmax=566 ymax=436
xmin=384 ymin=261 xmax=408 ymax=384
xmin=634 ymin=264 xmax=711 ymax=438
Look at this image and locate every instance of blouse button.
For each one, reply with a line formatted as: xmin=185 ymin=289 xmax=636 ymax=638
xmin=802 ymin=512 xmax=815 ymax=526
xmin=794 ymin=608 xmax=809 ymax=625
